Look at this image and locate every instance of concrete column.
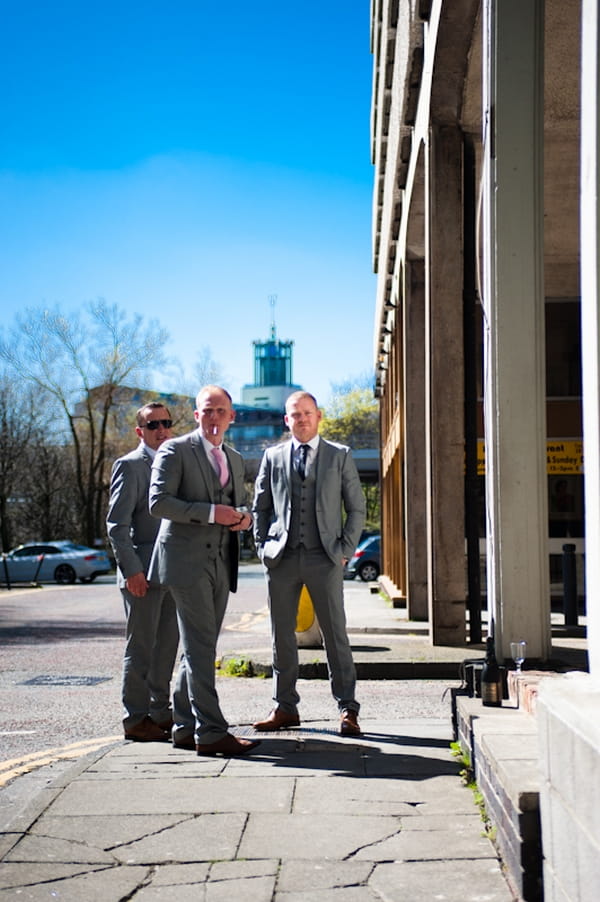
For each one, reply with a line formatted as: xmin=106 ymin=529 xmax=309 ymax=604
xmin=581 ymin=0 xmax=600 ymax=676
xmin=404 ymin=260 xmax=428 ymax=620
xmin=425 ymin=122 xmax=466 ymax=645
xmin=482 ymin=0 xmax=551 ymax=660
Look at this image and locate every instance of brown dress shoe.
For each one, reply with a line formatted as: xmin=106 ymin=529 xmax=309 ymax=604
xmin=125 ymin=715 xmax=170 ymax=742
xmin=172 ymin=735 xmax=196 ymax=750
xmin=195 ymin=733 xmax=261 ymax=757
xmin=339 ymin=709 xmax=361 ymax=736
xmin=253 ymin=708 xmax=300 ymax=731
xmin=154 ymin=715 xmax=174 ymax=732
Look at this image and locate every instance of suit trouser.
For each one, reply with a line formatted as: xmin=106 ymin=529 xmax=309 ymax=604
xmin=170 ymin=554 xmax=231 ymax=744
xmin=265 ymin=546 xmax=359 ymax=715
xmin=121 ymin=584 xmax=179 ymax=729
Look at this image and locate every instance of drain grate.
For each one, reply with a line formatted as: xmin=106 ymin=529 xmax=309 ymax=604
xmin=21 ymin=675 xmax=111 ymax=687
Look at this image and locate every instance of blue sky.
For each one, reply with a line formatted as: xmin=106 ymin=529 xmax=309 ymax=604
xmin=0 ymin=1 xmax=376 ymax=408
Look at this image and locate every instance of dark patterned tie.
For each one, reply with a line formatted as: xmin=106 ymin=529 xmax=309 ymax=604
xmin=297 ymin=444 xmax=309 ymax=480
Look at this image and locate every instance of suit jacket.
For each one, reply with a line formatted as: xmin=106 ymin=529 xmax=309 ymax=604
xmin=106 ymin=443 xmax=160 ymax=588
xmin=252 ymin=437 xmax=366 ymax=567
xmin=147 ymin=430 xmax=247 ymax=592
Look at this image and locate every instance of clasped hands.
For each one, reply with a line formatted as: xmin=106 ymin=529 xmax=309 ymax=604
xmin=214 ymin=504 xmax=252 ymax=532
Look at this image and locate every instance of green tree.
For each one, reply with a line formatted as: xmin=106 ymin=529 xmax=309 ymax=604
xmin=0 ymin=300 xmax=169 ymax=547
xmin=320 ymin=387 xmax=379 ymax=449
xmin=320 ymin=386 xmax=380 ymax=530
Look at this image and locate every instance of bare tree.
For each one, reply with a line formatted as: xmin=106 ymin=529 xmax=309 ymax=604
xmin=15 ymin=442 xmax=80 ymax=542
xmin=0 ymin=300 xmax=169 ymax=546
xmin=164 ymin=344 xmax=227 ymax=401
xmin=0 ymin=374 xmax=44 ymax=551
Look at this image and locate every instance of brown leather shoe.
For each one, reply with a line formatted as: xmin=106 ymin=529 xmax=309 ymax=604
xmin=154 ymin=715 xmax=174 ymax=732
xmin=195 ymin=733 xmax=261 ymax=757
xmin=253 ymin=708 xmax=300 ymax=731
xmin=125 ymin=716 xmax=170 ymax=742
xmin=339 ymin=709 xmax=361 ymax=736
xmin=173 ymin=735 xmax=196 ymax=750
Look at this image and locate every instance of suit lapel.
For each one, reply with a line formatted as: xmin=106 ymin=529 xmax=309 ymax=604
xmin=223 ymin=445 xmax=237 ymax=504
xmin=314 ymin=439 xmax=332 ymax=490
xmin=281 ymin=442 xmax=294 ymax=494
xmin=139 ymin=446 xmax=153 ymax=470
xmin=190 ymin=432 xmax=216 ymax=498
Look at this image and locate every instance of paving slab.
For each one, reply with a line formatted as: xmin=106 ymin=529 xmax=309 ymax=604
xmin=28 ymin=813 xmax=192 ymax=847
xmin=0 ymin=864 xmax=149 ymax=901
xmin=45 ymin=770 xmax=294 ymax=816
xmin=352 ymin=819 xmax=498 ymax=861
xmin=277 ymin=859 xmax=375 ymax=892
xmin=239 ymin=811 xmax=402 ymax=860
xmin=369 ymin=859 xmax=515 ymax=901
xmin=110 ymin=812 xmax=247 ymax=863
xmin=4 ymin=833 xmax=116 ymax=864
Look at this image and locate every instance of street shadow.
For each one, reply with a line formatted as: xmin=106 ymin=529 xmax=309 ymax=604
xmin=243 ymin=734 xmax=461 ymax=779
xmin=0 ymin=622 xmax=125 ymax=644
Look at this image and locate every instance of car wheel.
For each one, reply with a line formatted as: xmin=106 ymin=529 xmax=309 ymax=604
xmin=358 ymin=562 xmax=379 ymax=582
xmin=54 ymin=563 xmax=76 ymax=584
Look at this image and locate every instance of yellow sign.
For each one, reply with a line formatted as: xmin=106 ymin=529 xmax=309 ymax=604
xmin=476 ymin=440 xmax=583 ymax=475
xmin=547 ymin=441 xmax=584 ymax=475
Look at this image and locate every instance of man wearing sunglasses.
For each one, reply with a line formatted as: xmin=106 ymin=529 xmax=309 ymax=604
xmin=107 ymin=402 xmax=180 ymax=742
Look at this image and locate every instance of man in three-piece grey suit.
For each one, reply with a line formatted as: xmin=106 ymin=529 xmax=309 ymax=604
xmin=252 ymin=390 xmax=366 ymax=736
xmin=107 ymin=402 xmax=179 ymax=742
xmin=148 ymin=385 xmax=260 ymax=757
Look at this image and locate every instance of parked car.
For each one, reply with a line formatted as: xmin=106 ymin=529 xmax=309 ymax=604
xmin=344 ymin=535 xmax=381 ymax=582
xmin=0 ymin=541 xmax=112 ymax=585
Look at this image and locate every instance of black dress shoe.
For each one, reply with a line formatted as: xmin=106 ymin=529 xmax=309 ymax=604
xmin=195 ymin=733 xmax=261 ymax=757
xmin=253 ymin=708 xmax=300 ymax=731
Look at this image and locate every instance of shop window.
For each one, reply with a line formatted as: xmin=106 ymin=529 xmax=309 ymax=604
xmin=545 ymin=299 xmax=582 ymax=397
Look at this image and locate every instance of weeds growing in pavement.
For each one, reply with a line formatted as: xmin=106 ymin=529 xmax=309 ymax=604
xmin=450 ymin=741 xmax=494 ymax=838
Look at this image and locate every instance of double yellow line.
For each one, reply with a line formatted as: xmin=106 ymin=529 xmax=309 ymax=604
xmin=0 ymin=736 xmax=120 ymax=788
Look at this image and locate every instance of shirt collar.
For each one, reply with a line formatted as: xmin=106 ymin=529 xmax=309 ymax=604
xmin=200 ymin=433 xmax=223 ymax=455
xmin=291 ymin=436 xmax=320 ymax=452
xmin=141 ymin=441 xmax=157 ymax=459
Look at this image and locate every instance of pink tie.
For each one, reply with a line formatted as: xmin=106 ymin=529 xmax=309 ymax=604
xmin=211 ymin=446 xmax=228 ymax=487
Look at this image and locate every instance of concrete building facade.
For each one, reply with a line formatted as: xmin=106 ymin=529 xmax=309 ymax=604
xmin=370 ymin=1 xmax=599 ymax=897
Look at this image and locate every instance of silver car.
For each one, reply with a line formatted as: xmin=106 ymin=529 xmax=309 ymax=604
xmin=1 ymin=541 xmax=112 ymax=585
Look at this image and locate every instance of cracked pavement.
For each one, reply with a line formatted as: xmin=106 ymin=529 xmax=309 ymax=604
xmin=0 ymin=718 xmax=515 ymax=901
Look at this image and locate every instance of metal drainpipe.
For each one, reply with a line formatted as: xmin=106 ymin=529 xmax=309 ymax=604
xmin=463 ymin=133 xmax=482 ymax=644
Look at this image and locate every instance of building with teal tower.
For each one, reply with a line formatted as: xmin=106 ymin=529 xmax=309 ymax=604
xmin=228 ymin=299 xmax=302 ymax=460
xmin=240 ymin=299 xmax=302 ymax=410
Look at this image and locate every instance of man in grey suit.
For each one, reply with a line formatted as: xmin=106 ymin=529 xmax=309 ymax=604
xmin=252 ymin=390 xmax=366 ymax=736
xmin=107 ymin=402 xmax=179 ymax=742
xmin=148 ymin=385 xmax=260 ymax=757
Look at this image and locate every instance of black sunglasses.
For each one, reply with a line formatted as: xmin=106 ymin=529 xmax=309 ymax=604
xmin=143 ymin=419 xmax=173 ymax=430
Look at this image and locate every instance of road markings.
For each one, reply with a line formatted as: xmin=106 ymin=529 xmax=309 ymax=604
xmin=0 ymin=736 xmax=120 ymax=788
xmin=224 ymin=606 xmax=269 ymax=631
